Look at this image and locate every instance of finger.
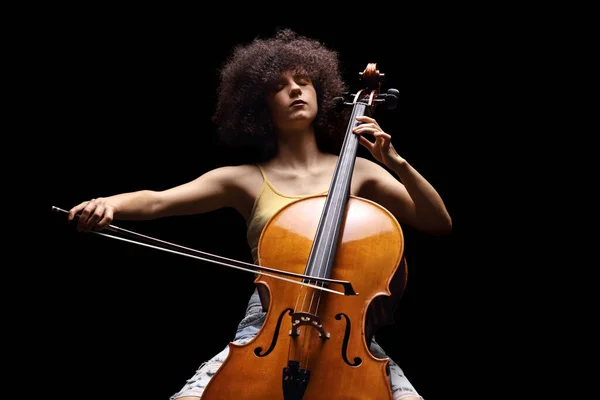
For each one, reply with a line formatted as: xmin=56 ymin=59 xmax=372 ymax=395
xmin=96 ymin=208 xmax=114 ymax=230
xmin=84 ymin=204 xmax=105 ymax=232
xmin=68 ymin=201 xmax=90 ymax=221
xmin=374 ymin=131 xmax=392 ymax=142
xmin=356 ymin=115 xmax=375 ymax=123
xmin=354 ymin=127 xmax=390 ymax=143
xmin=376 ymin=135 xmax=390 ymax=152
xmin=359 ymin=135 xmax=374 ymax=151
xmin=352 ymin=124 xmax=377 ymax=135
xmin=77 ymin=199 xmax=97 ymax=231
xmin=355 ymin=116 xmax=381 ymax=130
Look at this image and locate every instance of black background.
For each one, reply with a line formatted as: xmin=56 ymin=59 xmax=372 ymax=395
xmin=46 ymin=18 xmax=467 ymax=400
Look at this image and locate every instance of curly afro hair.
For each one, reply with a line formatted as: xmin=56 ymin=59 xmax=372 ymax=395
xmin=212 ymin=28 xmax=349 ymax=162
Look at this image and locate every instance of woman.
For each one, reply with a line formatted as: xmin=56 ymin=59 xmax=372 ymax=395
xmin=68 ymin=28 xmax=451 ymax=400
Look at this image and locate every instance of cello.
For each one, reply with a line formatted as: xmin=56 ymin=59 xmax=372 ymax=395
xmin=200 ymin=63 xmax=407 ymax=400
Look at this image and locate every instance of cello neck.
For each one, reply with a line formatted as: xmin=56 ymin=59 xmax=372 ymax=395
xmin=303 ymin=62 xmax=391 ymax=284
xmin=304 ymin=101 xmax=372 ymax=282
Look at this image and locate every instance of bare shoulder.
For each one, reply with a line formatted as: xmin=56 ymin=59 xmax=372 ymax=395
xmin=352 ymin=156 xmax=408 ymax=203
xmin=220 ymin=164 xmax=263 ymax=190
xmin=213 ymin=164 xmax=264 ymax=219
xmin=353 ymin=156 xmax=389 ymax=186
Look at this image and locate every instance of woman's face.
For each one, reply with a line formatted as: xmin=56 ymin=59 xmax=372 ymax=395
xmin=266 ymin=70 xmax=318 ymax=131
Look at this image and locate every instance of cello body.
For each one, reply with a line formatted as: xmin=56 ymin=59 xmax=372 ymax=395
xmin=201 ymin=195 xmax=405 ymax=400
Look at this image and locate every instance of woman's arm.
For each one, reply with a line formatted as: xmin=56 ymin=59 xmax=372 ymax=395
xmin=353 ymin=115 xmax=452 ymax=235
xmin=358 ymin=157 xmax=452 ymax=235
xmin=68 ymin=165 xmax=248 ymax=232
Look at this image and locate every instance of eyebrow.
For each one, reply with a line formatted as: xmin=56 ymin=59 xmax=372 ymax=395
xmin=293 ymin=71 xmax=310 ymax=80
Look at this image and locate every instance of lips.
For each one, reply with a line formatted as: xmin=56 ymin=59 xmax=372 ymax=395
xmin=290 ymin=100 xmax=306 ymax=106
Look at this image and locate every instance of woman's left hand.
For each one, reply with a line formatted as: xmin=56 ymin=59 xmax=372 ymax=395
xmin=352 ymin=116 xmax=404 ymax=168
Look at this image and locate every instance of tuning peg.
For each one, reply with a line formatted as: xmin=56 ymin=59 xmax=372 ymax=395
xmin=384 ymin=88 xmax=399 ymax=110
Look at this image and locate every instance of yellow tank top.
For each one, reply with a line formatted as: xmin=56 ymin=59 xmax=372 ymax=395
xmin=246 ymin=165 xmax=328 ymax=263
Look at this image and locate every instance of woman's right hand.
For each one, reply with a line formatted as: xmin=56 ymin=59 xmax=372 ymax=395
xmin=68 ymin=198 xmax=115 ymax=232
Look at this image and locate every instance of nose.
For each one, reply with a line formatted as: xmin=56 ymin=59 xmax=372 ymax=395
xmin=289 ymin=83 xmax=302 ymax=97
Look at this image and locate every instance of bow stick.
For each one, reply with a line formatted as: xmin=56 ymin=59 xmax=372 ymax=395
xmin=52 ymin=206 xmax=357 ymax=296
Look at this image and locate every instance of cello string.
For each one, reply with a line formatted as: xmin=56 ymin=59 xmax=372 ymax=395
xmin=297 ymin=97 xmax=369 ymax=371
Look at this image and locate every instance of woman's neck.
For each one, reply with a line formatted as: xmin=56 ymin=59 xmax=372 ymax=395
xmin=271 ymin=127 xmax=327 ymax=170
